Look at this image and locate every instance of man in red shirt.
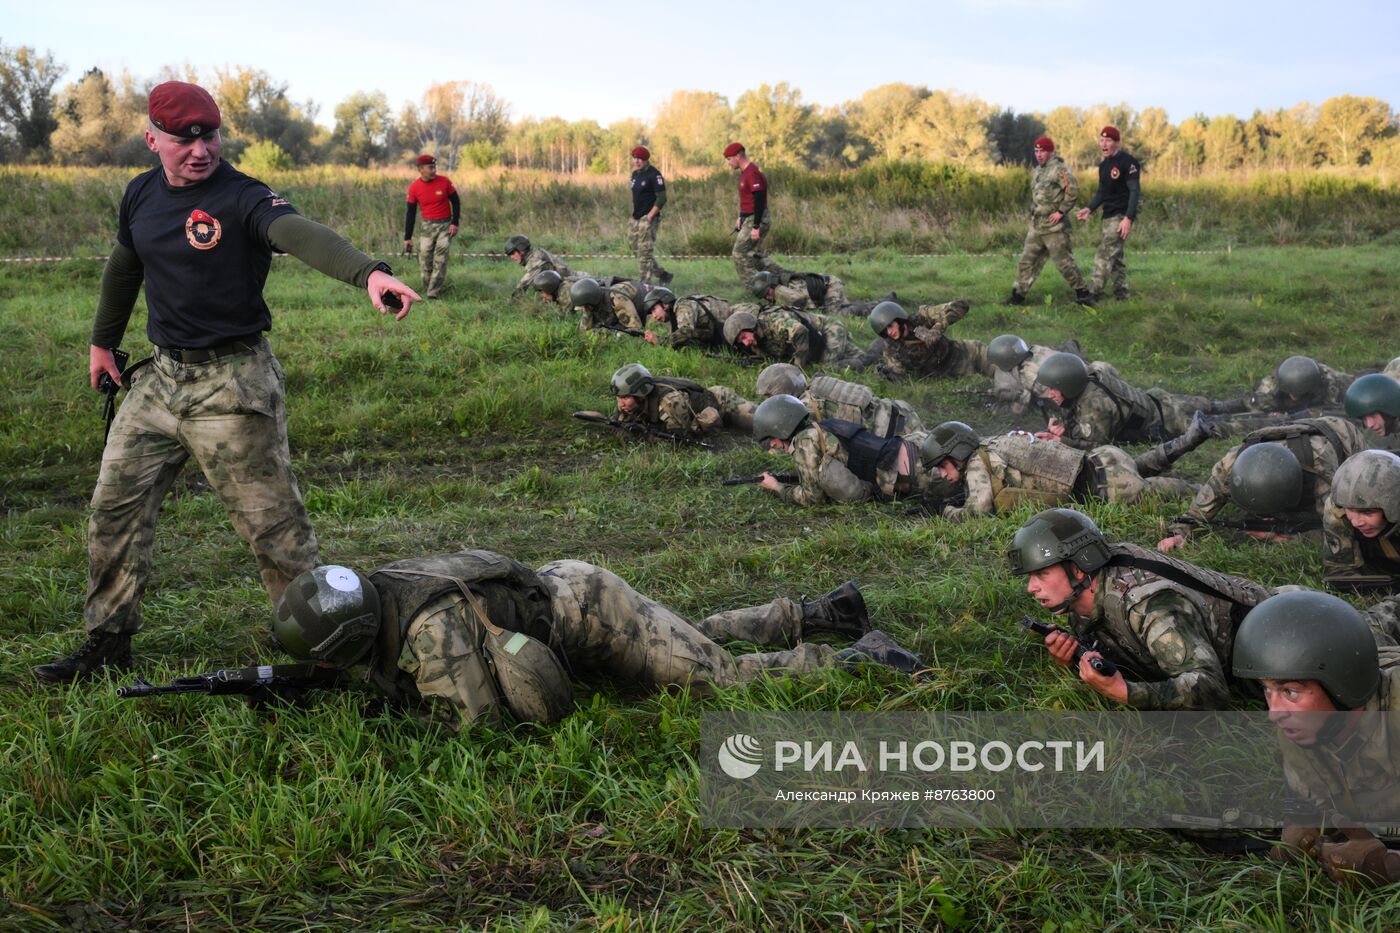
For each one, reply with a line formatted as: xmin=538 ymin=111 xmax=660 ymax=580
xmin=724 ymin=142 xmax=789 ymax=286
xmin=403 ymin=154 xmax=461 ymax=299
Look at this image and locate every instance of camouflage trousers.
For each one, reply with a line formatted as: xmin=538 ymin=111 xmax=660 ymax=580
xmin=709 ymin=385 xmax=757 ymax=432
xmin=86 ymin=340 xmax=319 ymax=634
xmin=881 ymin=337 xmax=990 ymax=381
xmin=732 ymin=214 xmax=787 ymax=284
xmin=627 ymin=216 xmax=670 ymax=283
xmin=417 ymin=219 xmax=453 ymax=298
xmin=1090 ymin=215 xmax=1129 ymax=298
xmin=537 ymin=561 xmax=834 ymax=692
xmin=1014 ymin=221 xmax=1085 ymax=294
xmin=1087 ymin=446 xmax=1198 ymax=503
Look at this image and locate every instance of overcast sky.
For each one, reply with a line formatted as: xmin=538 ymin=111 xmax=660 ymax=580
xmin=10 ymin=0 xmax=1399 ymax=127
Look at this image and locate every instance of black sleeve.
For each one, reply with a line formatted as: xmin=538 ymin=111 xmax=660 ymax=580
xmin=91 ymin=242 xmax=146 ymax=347
xmin=752 ymin=187 xmax=768 ymax=221
xmin=1084 ymin=182 xmax=1104 ymax=213
xmin=448 ymin=192 xmax=461 ymax=226
xmin=404 ymin=202 xmax=417 ymax=240
xmin=268 ymin=214 xmax=384 ymax=289
xmin=1125 ymin=175 xmax=1140 ymax=221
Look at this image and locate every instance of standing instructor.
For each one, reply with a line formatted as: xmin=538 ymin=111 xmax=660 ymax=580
xmin=1076 ymin=126 xmax=1140 ymax=302
xmin=627 ymin=146 xmax=672 ymax=285
xmin=403 ymin=154 xmax=460 ymax=300
xmin=724 ymin=141 xmax=788 ymax=285
xmin=34 ymin=81 xmax=419 ymax=684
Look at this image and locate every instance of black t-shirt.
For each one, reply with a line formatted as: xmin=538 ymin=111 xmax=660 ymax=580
xmin=117 ymin=160 xmax=299 ymax=348
xmin=630 ymin=164 xmax=665 ymax=219
xmin=1095 ymin=151 xmax=1141 ymax=219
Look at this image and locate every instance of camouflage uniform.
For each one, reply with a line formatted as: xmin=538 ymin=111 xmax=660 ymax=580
xmin=1066 ymin=544 xmax=1265 ymax=710
xmin=744 ymin=308 xmax=864 ymax=369
xmin=627 ymin=216 xmax=669 ymax=283
xmin=1369 ymin=597 xmax=1400 ymax=647
xmin=579 ymin=279 xmax=648 ymax=333
xmin=1058 ymin=363 xmax=1235 ymax=450
xmin=1248 ymin=362 xmax=1355 ymax=413
xmin=775 ymin=423 xmax=873 ymax=507
xmin=369 ymin=552 xmax=840 ymax=731
xmin=1277 ymin=649 xmax=1400 ymax=822
xmin=723 ymin=375 xmax=924 ymax=438
xmin=1090 ymin=216 xmax=1129 ymax=299
xmin=87 ymin=340 xmax=318 ymax=632
xmin=617 ymin=378 xmax=726 ymax=436
xmin=417 ymin=219 xmax=453 ymax=299
xmin=941 ymin=433 xmax=1196 ymax=523
xmin=879 ymin=300 xmax=990 ymax=381
xmin=771 ymin=272 xmax=849 ymax=316
xmin=732 ymin=214 xmax=788 ymax=284
xmin=1169 ymin=417 xmax=1371 ymax=542
xmin=1013 ymin=155 xmax=1086 ymax=296
xmin=1322 ymin=499 xmax=1400 ymax=588
xmin=535 ymin=272 xmax=595 ymax=312
xmin=512 ymin=247 xmax=573 ymax=298
xmin=991 ymin=343 xmax=1060 ymax=414
xmin=658 ymin=296 xmax=744 ymax=350
xmin=1386 ymin=358 xmax=1400 ymax=382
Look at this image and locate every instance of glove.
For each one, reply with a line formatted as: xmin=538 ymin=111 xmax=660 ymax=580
xmin=1316 ymin=829 xmax=1400 ymax=886
xmin=693 ymin=407 xmax=722 ymax=431
xmin=1269 ymin=822 xmax=1322 ymax=864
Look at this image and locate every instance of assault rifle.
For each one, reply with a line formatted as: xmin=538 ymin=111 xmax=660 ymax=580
xmin=1323 ymin=572 xmax=1396 ymax=595
xmin=905 ymin=488 xmax=968 ymax=517
xmin=1165 ymin=798 xmax=1400 ymax=853
xmin=1019 ymin=616 xmax=1119 ymax=677
xmin=1175 ymin=514 xmax=1322 ymax=537
xmin=571 ymin=411 xmax=715 ymax=449
xmin=704 ymin=351 xmax=760 ymax=368
xmin=598 ymin=323 xmax=646 ymax=338
xmin=722 ymin=470 xmax=799 ymax=486
xmin=118 ymin=662 xmax=346 ymax=708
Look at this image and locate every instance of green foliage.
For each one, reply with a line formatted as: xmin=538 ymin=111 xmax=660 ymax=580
xmin=3 ymin=246 xmax=1400 ymax=927
xmin=236 ymin=140 xmax=294 ymax=175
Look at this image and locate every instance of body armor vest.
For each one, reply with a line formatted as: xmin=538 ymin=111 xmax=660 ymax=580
xmin=820 ymin=418 xmax=904 ymax=482
xmin=646 ymin=376 xmax=718 ymax=420
xmin=1087 ymin=368 xmax=1162 ymax=437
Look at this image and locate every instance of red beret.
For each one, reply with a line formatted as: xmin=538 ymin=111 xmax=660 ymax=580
xmin=1100 ymin=125 xmax=1121 ymax=141
xmin=1033 ymin=136 xmax=1054 ymax=152
xmin=148 ymin=81 xmax=221 ymax=139
xmin=630 ymin=146 xmax=650 ymax=160
xmin=416 ymin=154 xmax=436 ymax=166
xmin=722 ymin=142 xmax=744 ymax=158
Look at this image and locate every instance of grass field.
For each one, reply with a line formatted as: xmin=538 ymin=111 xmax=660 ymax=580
xmin=2 ymin=233 xmax=1399 ymax=930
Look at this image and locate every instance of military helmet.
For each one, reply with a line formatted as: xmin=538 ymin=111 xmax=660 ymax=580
xmin=532 ymin=270 xmax=563 ymax=297
xmin=921 ymin=421 xmax=980 ymax=466
xmin=756 ymin=363 xmax=807 ymax=398
xmin=1344 ymin=373 xmax=1400 ymax=420
xmin=868 ymin=300 xmax=909 ymax=338
xmin=1330 ymin=449 xmax=1400 ymax=524
xmin=1035 ymin=353 xmax=1090 ymax=400
xmin=1007 ymin=508 xmax=1112 ymax=576
xmin=988 ymin=334 xmax=1032 ymax=371
xmin=610 ymin=363 xmax=655 ymax=398
xmin=1229 ymin=443 xmax=1304 ymax=515
xmin=750 ymin=271 xmax=774 ymax=298
xmin=569 ymin=277 xmax=605 ymax=310
xmin=274 ymin=565 xmax=382 ymax=667
xmin=1276 ymin=355 xmax=1322 ymax=399
xmin=504 ymin=234 xmax=531 ymax=255
xmin=640 ymin=286 xmax=675 ymax=313
xmin=752 ymin=394 xmax=810 ymax=443
xmin=723 ymin=311 xmax=758 ymax=346
xmin=1233 ymin=591 xmax=1380 ymax=709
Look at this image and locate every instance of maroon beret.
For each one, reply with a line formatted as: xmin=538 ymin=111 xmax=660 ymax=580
xmin=1033 ymin=136 xmax=1054 ymax=152
xmin=1100 ymin=125 xmax=1121 ymax=141
xmin=148 ymin=81 xmax=221 ymax=139
xmin=630 ymin=146 xmax=650 ymax=160
xmin=416 ymin=154 xmax=436 ymax=166
xmin=722 ymin=142 xmax=744 ymax=158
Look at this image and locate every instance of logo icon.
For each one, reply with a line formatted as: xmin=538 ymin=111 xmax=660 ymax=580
xmin=185 ymin=209 xmax=222 ymax=250
xmin=717 ymin=733 xmax=763 ymax=779
xmin=1110 ymin=166 xmax=1121 ymax=180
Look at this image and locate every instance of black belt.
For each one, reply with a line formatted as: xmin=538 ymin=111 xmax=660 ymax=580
xmin=158 ymin=337 xmax=259 ymax=364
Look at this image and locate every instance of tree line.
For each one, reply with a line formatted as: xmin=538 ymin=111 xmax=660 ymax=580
xmin=2 ymin=39 xmax=1397 ymax=177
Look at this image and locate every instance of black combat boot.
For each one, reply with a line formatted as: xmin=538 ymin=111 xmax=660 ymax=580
xmin=658 ymin=271 xmax=674 ymax=286
xmin=1003 ymin=290 xmax=1026 ymax=306
xmin=801 ymin=581 xmax=869 ymax=639
xmin=1074 ymin=289 xmax=1097 ymax=307
xmin=33 ymin=631 xmax=133 ymax=684
xmin=1133 ymin=411 xmax=1222 ymax=476
xmin=1113 ymin=288 xmax=1130 ymax=301
xmin=835 ymin=630 xmax=924 ymax=676
xmin=1206 ymin=398 xmax=1249 ymax=415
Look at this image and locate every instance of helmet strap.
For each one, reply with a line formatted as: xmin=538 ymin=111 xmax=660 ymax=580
xmin=1047 ymin=564 xmax=1094 ymax=615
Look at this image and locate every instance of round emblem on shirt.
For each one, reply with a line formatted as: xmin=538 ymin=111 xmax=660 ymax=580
xmin=1110 ymin=166 xmax=1121 ymax=180
xmin=185 ymin=209 xmax=222 ymax=250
